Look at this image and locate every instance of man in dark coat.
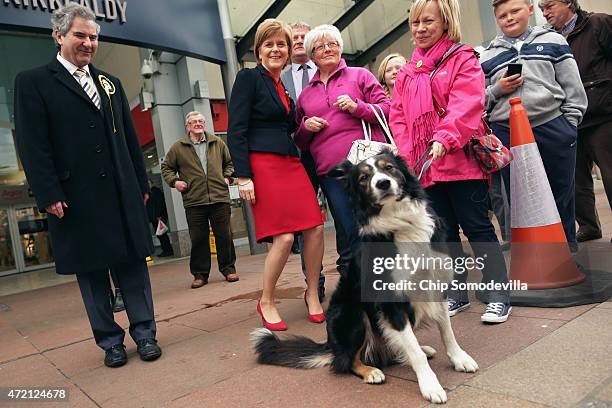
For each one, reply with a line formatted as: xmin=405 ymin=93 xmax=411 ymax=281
xmin=540 ymin=0 xmax=612 ymax=242
xmin=14 ymin=4 xmax=161 ymax=367
xmin=146 ymin=179 xmax=174 ymax=257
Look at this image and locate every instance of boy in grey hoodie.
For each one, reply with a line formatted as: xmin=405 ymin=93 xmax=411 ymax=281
xmin=479 ymin=0 xmax=587 ymax=243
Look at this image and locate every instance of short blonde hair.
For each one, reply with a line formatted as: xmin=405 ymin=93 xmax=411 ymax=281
xmin=290 ymin=21 xmax=311 ymax=31
xmin=377 ymin=54 xmax=407 ymax=99
xmin=253 ymin=18 xmax=293 ymax=63
xmin=409 ymin=0 xmax=462 ymax=43
xmin=304 ymin=24 xmax=344 ymax=60
xmin=493 ymin=0 xmax=531 ymax=8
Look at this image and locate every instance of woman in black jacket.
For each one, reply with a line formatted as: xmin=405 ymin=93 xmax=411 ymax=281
xmin=228 ymin=19 xmax=325 ymax=331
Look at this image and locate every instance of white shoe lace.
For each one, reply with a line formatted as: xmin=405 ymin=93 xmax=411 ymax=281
xmin=484 ymin=302 xmax=505 ymax=315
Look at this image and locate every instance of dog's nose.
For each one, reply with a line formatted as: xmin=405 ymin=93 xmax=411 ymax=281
xmin=376 ymin=179 xmax=391 ymax=190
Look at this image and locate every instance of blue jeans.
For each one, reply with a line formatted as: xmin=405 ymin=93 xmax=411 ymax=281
xmin=319 ymin=175 xmax=360 ymax=276
xmin=426 ymin=180 xmax=509 ymax=304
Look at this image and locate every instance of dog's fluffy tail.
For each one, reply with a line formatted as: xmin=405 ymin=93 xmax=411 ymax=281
xmin=250 ymin=328 xmax=332 ymax=369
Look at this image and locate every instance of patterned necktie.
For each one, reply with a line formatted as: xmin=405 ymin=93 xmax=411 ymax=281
xmin=74 ymin=68 xmax=101 ymax=109
xmin=299 ymin=63 xmax=310 ymax=92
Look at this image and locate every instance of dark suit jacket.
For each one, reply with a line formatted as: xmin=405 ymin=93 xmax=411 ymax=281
xmin=281 ymin=67 xmax=297 ymax=102
xmin=14 ymin=58 xmax=153 ymax=275
xmin=227 ymin=64 xmax=299 ymax=178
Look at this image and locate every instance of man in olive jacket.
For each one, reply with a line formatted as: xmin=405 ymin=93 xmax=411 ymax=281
xmin=14 ymin=4 xmax=160 ymax=368
xmin=540 ymin=0 xmax=612 ymax=242
xmin=161 ymin=111 xmax=238 ymax=288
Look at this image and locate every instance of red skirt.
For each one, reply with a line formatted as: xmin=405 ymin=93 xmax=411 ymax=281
xmin=249 ymin=152 xmax=323 ymax=243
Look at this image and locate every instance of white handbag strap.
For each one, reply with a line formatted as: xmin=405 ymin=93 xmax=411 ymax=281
xmin=361 ymin=118 xmax=372 ymax=142
xmin=368 ymin=104 xmax=397 ymax=148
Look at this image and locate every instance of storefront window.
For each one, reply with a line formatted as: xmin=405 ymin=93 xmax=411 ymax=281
xmin=0 ymin=208 xmax=16 ymax=272
xmin=0 ymin=32 xmax=56 ymax=189
xmin=15 ymin=206 xmax=53 ymax=267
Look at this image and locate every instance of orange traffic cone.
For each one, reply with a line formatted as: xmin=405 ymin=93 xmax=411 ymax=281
xmin=508 ymin=97 xmax=584 ymax=289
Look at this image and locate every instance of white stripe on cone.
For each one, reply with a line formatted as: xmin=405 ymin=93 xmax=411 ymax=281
xmin=510 ymin=143 xmax=561 ymax=229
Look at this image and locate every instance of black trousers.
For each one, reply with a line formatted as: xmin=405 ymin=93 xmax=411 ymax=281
xmin=575 ymin=121 xmax=612 ymax=235
xmin=426 ymin=180 xmax=509 ymax=303
xmin=77 ymin=259 xmax=156 ymax=350
xmin=297 ymin=151 xmax=325 ymax=289
xmin=185 ymin=203 xmax=236 ymax=279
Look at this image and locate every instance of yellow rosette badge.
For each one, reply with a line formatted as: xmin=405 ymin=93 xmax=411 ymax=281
xmin=98 ymin=74 xmax=117 ymax=133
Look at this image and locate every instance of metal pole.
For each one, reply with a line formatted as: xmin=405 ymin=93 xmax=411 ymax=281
xmin=217 ymin=0 xmax=267 ymax=255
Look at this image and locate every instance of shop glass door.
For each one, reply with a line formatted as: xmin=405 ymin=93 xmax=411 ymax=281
xmin=0 ymin=208 xmax=17 ymax=274
xmin=15 ymin=206 xmax=54 ymax=269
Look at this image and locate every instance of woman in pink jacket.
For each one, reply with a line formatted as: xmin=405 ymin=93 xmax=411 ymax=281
xmin=390 ymin=0 xmax=511 ymax=324
xmin=295 ymin=24 xmax=390 ymax=275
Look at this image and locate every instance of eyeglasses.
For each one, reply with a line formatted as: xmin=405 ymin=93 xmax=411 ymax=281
xmin=188 ymin=119 xmax=205 ymax=125
xmin=312 ymin=41 xmax=339 ymax=54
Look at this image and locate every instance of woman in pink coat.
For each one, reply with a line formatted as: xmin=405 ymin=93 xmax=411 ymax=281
xmin=390 ymin=0 xmax=511 ymax=324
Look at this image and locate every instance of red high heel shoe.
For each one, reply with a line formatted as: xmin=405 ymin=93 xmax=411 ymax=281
xmin=304 ymin=292 xmax=326 ymax=324
xmin=257 ymin=302 xmax=287 ymax=331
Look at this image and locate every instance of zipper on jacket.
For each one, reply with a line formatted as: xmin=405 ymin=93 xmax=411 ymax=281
xmin=205 ymin=144 xmax=210 ymax=204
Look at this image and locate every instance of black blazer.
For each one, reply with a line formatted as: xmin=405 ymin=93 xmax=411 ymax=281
xmin=14 ymin=58 xmax=153 ymax=274
xmin=227 ymin=64 xmax=299 ymax=178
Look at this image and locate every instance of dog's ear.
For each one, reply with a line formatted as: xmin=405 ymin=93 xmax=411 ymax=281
xmin=393 ymin=154 xmax=412 ymax=176
xmin=329 ymin=160 xmax=354 ymax=181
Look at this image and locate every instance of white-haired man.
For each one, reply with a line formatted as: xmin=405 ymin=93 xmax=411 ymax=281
xmin=14 ymin=3 xmax=161 ymax=368
xmin=540 ymin=0 xmax=612 ymax=243
xmin=161 ymin=111 xmax=238 ymax=288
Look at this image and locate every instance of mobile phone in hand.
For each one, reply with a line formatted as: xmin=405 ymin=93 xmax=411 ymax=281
xmin=506 ymin=63 xmax=523 ymax=77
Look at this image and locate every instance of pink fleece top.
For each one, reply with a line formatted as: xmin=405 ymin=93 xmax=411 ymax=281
xmin=295 ymin=59 xmax=390 ymax=176
xmin=390 ymin=46 xmax=487 ymax=188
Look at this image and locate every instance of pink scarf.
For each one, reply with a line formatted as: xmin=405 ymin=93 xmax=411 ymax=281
xmin=403 ymin=35 xmax=455 ymax=167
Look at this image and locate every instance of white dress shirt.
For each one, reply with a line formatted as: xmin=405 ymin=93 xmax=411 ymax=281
xmin=56 ymin=53 xmax=100 ymax=102
xmin=291 ymin=60 xmax=317 ymax=98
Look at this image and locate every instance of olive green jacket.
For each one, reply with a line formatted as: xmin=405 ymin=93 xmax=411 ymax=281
xmin=161 ymin=132 xmax=234 ymax=207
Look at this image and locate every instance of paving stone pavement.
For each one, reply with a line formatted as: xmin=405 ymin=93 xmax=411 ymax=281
xmin=0 ymin=182 xmax=610 ymax=407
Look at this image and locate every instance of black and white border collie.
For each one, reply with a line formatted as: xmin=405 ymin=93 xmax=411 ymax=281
xmin=251 ymin=152 xmax=478 ymax=404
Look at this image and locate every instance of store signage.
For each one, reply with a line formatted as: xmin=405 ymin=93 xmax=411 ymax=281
xmin=0 ymin=0 xmax=226 ymax=63
xmin=3 ymin=0 xmax=128 ymax=23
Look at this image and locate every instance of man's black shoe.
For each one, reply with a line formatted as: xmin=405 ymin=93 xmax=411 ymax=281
xmin=576 ymin=229 xmax=602 ymax=242
xmin=112 ymin=289 xmax=125 ymax=313
xmin=136 ymin=338 xmax=162 ymax=361
xmin=104 ymin=344 xmax=127 ymax=368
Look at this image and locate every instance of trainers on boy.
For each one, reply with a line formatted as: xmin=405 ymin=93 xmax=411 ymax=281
xmin=447 ymin=298 xmax=470 ymax=317
xmin=481 ymin=302 xmax=512 ymax=323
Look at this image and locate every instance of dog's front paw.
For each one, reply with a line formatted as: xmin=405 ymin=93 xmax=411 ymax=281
xmin=450 ymin=350 xmax=479 ymax=373
xmin=419 ymin=378 xmax=447 ymax=404
xmin=364 ymin=367 xmax=386 ymax=384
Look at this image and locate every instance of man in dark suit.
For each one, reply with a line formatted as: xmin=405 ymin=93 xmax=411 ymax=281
xmin=14 ymin=4 xmax=161 ymax=368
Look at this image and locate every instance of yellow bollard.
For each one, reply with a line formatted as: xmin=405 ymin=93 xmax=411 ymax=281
xmin=209 ymin=222 xmax=217 ymax=255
